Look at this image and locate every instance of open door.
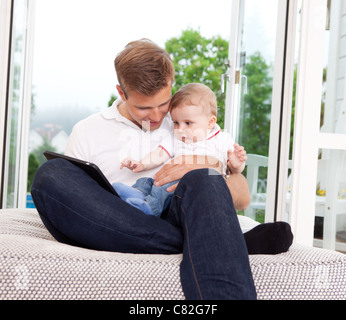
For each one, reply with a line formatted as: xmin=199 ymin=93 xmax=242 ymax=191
xmin=224 ymin=0 xmax=296 ymax=223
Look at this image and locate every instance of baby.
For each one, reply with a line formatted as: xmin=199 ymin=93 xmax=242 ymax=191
xmin=112 ymin=83 xmax=247 ymax=216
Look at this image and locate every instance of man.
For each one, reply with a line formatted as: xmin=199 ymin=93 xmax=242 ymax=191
xmin=31 ymin=39 xmax=291 ymax=299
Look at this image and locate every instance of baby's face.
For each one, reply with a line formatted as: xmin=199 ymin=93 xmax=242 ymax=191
xmin=171 ymin=105 xmax=214 ymax=144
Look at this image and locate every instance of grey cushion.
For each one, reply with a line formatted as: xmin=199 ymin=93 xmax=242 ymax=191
xmin=0 ymin=209 xmax=345 ymax=300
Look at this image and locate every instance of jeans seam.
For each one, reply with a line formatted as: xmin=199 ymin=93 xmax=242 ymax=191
xmin=181 ymin=202 xmax=203 ymax=300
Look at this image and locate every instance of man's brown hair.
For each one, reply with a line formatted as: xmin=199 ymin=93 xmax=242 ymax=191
xmin=114 ymin=39 xmax=175 ymax=97
xmin=170 ymin=83 xmax=218 ymax=117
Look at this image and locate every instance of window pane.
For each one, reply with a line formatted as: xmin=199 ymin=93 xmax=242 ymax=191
xmin=236 ymin=0 xmax=279 ymax=222
xmin=312 ymin=0 xmax=346 ymax=253
xmin=3 ymin=0 xmax=28 ymax=208
xmin=27 ymin=0 xmax=232 ymax=207
xmin=314 ymin=149 xmax=346 ymax=253
xmin=321 ymin=0 xmax=346 ymax=135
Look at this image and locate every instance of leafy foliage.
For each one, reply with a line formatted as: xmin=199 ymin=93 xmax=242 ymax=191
xmin=108 ymin=29 xmax=275 ymax=158
xmin=238 ymin=52 xmax=273 ymax=156
xmin=27 ymin=153 xmax=40 ymax=192
xmin=165 ymin=28 xmax=229 ymax=128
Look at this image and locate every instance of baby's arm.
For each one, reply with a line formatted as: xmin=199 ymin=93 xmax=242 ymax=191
xmin=227 ymin=143 xmax=247 ymax=174
xmin=121 ymin=146 xmax=171 ymax=173
xmin=120 ymin=158 xmax=142 ymax=171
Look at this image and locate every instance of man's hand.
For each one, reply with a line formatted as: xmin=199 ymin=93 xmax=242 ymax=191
xmin=153 ymin=155 xmax=221 ymax=192
xmin=153 ymin=154 xmax=251 ymax=210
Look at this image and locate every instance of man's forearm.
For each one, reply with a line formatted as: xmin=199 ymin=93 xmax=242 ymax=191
xmin=153 ymin=155 xmax=222 ymax=190
xmin=226 ymin=173 xmax=251 ymax=211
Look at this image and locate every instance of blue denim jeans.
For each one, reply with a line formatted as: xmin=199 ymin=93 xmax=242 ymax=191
xmin=31 ymin=159 xmax=257 ymax=300
xmin=131 ymin=177 xmax=177 ymax=216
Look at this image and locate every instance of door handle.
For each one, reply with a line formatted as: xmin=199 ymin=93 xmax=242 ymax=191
xmin=242 ymin=75 xmax=248 ymax=94
xmin=221 ymin=73 xmax=230 ymax=93
xmin=221 ymin=60 xmax=231 ymax=93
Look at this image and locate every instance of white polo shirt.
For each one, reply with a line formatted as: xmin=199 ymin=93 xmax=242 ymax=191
xmin=65 ymin=99 xmax=173 ymax=186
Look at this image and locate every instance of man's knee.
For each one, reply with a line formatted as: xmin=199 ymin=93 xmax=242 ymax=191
xmin=177 ymin=169 xmax=224 ymax=194
xmin=181 ymin=168 xmax=221 ymax=181
xmin=32 ymin=159 xmax=71 ymax=191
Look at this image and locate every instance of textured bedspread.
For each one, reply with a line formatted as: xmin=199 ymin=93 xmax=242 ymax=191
xmin=0 ymin=209 xmax=345 ymax=300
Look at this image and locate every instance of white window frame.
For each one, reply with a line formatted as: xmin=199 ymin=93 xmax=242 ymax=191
xmin=266 ymin=0 xmax=298 ymax=223
xmin=0 ymin=0 xmax=36 ymax=208
xmin=0 ymin=0 xmax=13 ymax=202
xmin=289 ymin=0 xmax=330 ymax=246
xmin=226 ymin=0 xmax=345 ymax=248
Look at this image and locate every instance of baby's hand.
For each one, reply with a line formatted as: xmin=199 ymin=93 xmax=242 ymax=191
xmin=227 ymin=144 xmax=247 ymax=174
xmin=120 ymin=158 xmax=144 ymax=172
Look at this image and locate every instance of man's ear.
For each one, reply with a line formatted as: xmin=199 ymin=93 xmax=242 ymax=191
xmin=116 ymin=85 xmax=127 ymax=101
xmin=208 ymin=115 xmax=217 ymax=129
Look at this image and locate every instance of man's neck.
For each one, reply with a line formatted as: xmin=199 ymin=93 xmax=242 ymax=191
xmin=118 ymin=101 xmax=142 ymax=129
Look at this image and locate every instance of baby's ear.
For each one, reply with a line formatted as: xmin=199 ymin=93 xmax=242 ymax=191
xmin=208 ymin=115 xmax=217 ymax=129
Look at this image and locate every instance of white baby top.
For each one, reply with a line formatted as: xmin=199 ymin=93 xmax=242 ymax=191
xmin=158 ymin=124 xmax=234 ymax=175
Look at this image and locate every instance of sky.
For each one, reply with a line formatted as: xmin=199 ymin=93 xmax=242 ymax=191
xmin=32 ymin=0 xmax=232 ymax=113
xmin=31 ymin=0 xmax=278 ymax=115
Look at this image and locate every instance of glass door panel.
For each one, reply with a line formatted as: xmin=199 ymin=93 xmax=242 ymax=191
xmin=2 ymin=0 xmax=32 ymax=208
xmin=315 ymin=149 xmax=346 ymax=252
xmin=227 ymin=0 xmax=280 ymax=222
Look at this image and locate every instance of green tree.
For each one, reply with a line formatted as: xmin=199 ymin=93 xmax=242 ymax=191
xmin=238 ymin=52 xmax=273 ymax=156
xmin=165 ymin=28 xmax=229 ymax=128
xmin=27 ymin=153 xmax=40 ymax=192
xmin=108 ymin=93 xmax=118 ymax=107
xmin=107 ymin=32 xmax=274 ymax=159
xmin=32 ymin=137 xmax=57 ymax=166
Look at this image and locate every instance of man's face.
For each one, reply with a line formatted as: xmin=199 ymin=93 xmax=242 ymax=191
xmin=117 ymin=82 xmax=172 ymax=131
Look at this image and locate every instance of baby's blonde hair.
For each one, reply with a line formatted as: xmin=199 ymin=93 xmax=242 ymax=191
xmin=169 ymin=83 xmax=217 ymax=117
